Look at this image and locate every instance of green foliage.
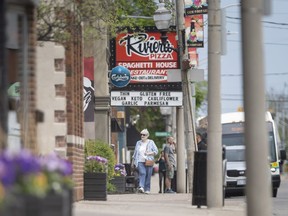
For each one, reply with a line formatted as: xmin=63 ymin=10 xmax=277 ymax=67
xmin=107 ymin=182 xmax=116 ymax=193
xmin=84 ymin=140 xmax=116 ymax=181
xmin=195 ymin=81 xmax=208 ymax=111
xmin=37 ymin=0 xmax=74 ymax=42
xmin=130 ymin=107 xmax=166 ymax=149
xmin=37 ymin=0 xmax=158 ymax=43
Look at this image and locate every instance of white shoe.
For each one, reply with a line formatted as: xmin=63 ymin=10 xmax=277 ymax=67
xmin=144 ymin=191 xmax=150 ymax=194
xmin=138 ymin=187 xmax=144 ymax=193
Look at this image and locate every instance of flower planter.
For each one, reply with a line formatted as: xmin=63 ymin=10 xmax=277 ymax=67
xmin=2 ymin=190 xmax=72 ymax=216
xmin=0 ymin=150 xmax=73 ymax=216
xmin=110 ymin=176 xmax=126 ymax=193
xmin=84 ymin=172 xmax=107 ymax=201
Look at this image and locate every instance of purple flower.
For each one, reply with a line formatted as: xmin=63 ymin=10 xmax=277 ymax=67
xmin=39 ymin=153 xmax=73 ymax=176
xmin=114 ymin=163 xmax=126 ymax=176
xmin=0 ymin=149 xmax=74 ymax=195
xmin=59 ymin=159 xmax=73 ymax=176
xmin=14 ymin=150 xmax=41 ymax=174
xmin=0 ymin=150 xmax=41 ymax=186
xmin=87 ymin=155 xmax=108 ymax=164
xmin=0 ymin=157 xmax=16 ymax=186
xmin=84 ymin=155 xmax=108 ymax=173
xmin=115 ymin=163 xmax=125 ymax=169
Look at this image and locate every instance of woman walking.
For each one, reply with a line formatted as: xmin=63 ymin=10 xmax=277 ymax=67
xmin=132 ymin=129 xmax=158 ymax=194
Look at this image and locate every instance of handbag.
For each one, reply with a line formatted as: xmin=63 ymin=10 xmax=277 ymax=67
xmin=145 ymin=159 xmax=154 ymax=167
xmin=145 ymin=141 xmax=154 ymax=166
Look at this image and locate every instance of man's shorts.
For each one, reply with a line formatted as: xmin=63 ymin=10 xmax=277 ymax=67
xmin=165 ymin=165 xmax=175 ymax=179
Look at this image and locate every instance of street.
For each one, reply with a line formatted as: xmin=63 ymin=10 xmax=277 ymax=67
xmin=227 ymin=174 xmax=288 ymax=216
xmin=272 ymin=175 xmax=288 ymax=216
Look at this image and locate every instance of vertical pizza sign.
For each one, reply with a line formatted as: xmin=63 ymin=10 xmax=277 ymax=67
xmin=115 ymin=29 xmax=179 ymax=83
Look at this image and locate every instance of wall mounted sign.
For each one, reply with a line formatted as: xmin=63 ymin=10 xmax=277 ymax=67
xmin=185 ymin=15 xmax=204 ymax=48
xmin=83 ymin=57 xmax=95 ymax=122
xmin=110 ymin=65 xmax=131 ymax=87
xmin=110 ymin=91 xmax=183 ymax=106
xmin=109 ymin=27 xmax=182 ymax=107
xmin=185 ymin=0 xmax=208 ymax=15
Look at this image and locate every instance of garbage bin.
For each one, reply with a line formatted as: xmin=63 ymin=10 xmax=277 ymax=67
xmin=192 ymin=150 xmax=207 ymax=207
xmin=192 ymin=150 xmax=226 ymax=207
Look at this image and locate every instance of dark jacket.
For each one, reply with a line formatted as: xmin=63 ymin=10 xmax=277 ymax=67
xmin=156 ymin=157 xmax=166 ymax=172
xmin=197 ymin=140 xmax=207 ymax=151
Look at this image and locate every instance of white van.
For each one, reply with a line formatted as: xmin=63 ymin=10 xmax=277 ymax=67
xmin=224 ymin=145 xmax=246 ymax=196
xmin=221 ymin=111 xmax=286 ymax=197
xmin=198 ymin=111 xmax=286 ymax=197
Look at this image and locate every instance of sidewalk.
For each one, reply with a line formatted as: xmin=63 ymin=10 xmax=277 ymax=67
xmin=73 ymin=174 xmax=246 ymax=216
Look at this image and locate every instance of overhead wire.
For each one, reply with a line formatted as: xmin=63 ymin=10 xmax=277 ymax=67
xmin=222 ymin=72 xmax=288 ymax=77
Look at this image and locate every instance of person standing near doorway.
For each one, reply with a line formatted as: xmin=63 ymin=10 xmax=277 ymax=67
xmin=196 ymin=132 xmax=207 ymax=151
xmin=164 ymin=136 xmax=176 ymax=193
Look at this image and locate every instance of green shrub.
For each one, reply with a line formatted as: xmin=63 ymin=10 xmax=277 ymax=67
xmin=84 ymin=140 xmax=116 ymax=181
xmin=107 ymin=182 xmax=116 ymax=193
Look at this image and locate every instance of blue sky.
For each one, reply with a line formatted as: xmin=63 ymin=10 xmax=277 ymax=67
xmin=197 ymin=0 xmax=288 ymax=114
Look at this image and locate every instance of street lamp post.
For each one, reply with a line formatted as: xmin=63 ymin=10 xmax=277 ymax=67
xmin=153 ymin=1 xmax=172 ymax=44
xmin=153 ymin=2 xmax=172 ymax=31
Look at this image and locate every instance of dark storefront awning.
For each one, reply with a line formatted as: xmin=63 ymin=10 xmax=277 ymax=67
xmin=126 ymin=125 xmax=140 ymax=150
xmin=111 ymin=118 xmax=124 ymax=132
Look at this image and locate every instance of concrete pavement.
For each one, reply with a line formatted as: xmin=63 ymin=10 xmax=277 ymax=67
xmin=73 ymin=174 xmax=246 ymax=216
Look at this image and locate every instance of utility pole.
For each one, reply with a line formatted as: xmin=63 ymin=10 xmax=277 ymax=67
xmin=184 ymin=71 xmax=198 ymax=193
xmin=207 ymin=0 xmax=223 ymax=208
xmin=241 ymin=1 xmax=272 ymax=215
xmin=175 ymin=0 xmax=190 ymax=193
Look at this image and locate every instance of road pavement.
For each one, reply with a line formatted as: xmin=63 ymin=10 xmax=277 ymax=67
xmin=273 ymin=174 xmax=288 ymax=216
xmin=73 ymin=174 xmax=246 ymax=216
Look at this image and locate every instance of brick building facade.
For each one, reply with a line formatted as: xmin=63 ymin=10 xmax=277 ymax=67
xmin=2 ymin=1 xmax=85 ymax=201
xmin=65 ymin=13 xmax=85 ymax=201
xmin=36 ymin=10 xmax=85 ymax=201
xmin=4 ymin=1 xmax=39 ymax=152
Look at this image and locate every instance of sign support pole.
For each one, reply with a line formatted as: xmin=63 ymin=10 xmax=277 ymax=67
xmin=175 ymin=0 xmax=188 ymax=193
